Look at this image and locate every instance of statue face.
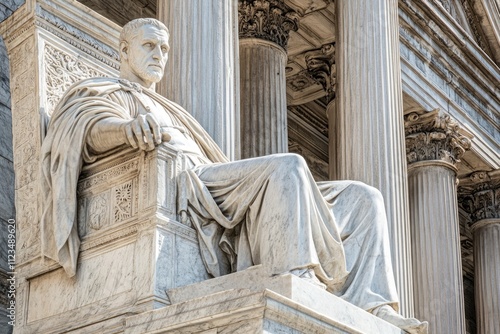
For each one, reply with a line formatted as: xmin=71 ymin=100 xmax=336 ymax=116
xmin=124 ymin=24 xmax=170 ymax=87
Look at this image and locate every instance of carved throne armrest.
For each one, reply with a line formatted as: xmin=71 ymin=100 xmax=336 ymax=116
xmin=76 ymin=143 xmax=186 ymax=240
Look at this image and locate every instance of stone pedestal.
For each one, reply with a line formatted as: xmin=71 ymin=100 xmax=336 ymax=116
xmin=124 ymin=266 xmax=403 ymax=334
xmin=237 ymin=0 xmax=298 ymax=158
xmin=334 ymin=0 xmax=413 ymax=316
xmin=405 ymin=109 xmax=471 ymax=333
xmin=157 ymin=0 xmax=240 ymax=160
xmin=459 ymin=170 xmax=500 ymax=334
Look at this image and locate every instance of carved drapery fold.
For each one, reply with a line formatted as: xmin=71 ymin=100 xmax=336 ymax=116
xmin=405 ymin=108 xmax=472 ymax=165
xmin=238 ymin=0 xmax=299 ymax=49
xmin=305 ymin=43 xmax=336 ymax=103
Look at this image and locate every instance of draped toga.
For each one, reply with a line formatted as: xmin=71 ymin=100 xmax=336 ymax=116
xmin=40 ymin=77 xmax=399 ymax=311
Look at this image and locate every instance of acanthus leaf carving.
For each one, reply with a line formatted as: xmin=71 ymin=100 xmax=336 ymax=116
xmin=404 ymin=108 xmax=472 ymax=165
xmin=458 ymin=170 xmax=500 ymax=223
xmin=44 ymin=44 xmax=107 ymax=116
xmin=238 ymin=0 xmax=300 ymax=49
xmin=305 ymin=43 xmax=336 ymax=103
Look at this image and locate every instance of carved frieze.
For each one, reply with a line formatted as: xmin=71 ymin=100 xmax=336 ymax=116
xmin=44 ymin=44 xmax=106 ymax=116
xmin=304 ymin=43 xmax=336 ymax=103
xmin=238 ymin=0 xmax=299 ymax=49
xmin=404 ymin=109 xmax=472 ymax=165
xmin=458 ymin=170 xmax=500 ymax=223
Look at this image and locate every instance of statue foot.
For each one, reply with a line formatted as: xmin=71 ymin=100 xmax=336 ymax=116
xmin=372 ymin=305 xmax=428 ymax=334
xmin=289 ymin=268 xmax=327 ymax=290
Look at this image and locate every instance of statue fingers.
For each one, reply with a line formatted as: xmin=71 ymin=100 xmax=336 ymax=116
xmin=138 ymin=115 xmax=155 ymax=151
xmin=145 ymin=113 xmax=162 ymax=144
xmin=124 ymin=123 xmax=138 ymax=149
xmin=132 ymin=120 xmax=147 ymax=151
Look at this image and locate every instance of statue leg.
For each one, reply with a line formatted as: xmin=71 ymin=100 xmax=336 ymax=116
xmin=320 ymin=180 xmax=399 ymax=311
xmin=321 ymin=181 xmax=428 ymax=333
xmin=187 ymin=153 xmax=348 ymax=284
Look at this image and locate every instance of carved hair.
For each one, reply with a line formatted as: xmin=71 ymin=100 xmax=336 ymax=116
xmin=119 ymin=18 xmax=169 ymax=45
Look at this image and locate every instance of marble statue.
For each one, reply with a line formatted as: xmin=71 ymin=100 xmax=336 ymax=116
xmin=40 ymin=18 xmax=427 ymax=333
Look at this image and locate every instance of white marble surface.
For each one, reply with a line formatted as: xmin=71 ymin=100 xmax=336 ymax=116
xmin=126 ymin=269 xmax=403 ymax=334
xmin=408 ymin=162 xmax=466 ymax=333
xmin=474 ymin=220 xmax=500 ymax=334
xmin=334 ymin=0 xmax=414 ymax=316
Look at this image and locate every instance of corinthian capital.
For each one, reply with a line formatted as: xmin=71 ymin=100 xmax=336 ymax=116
xmin=404 ymin=109 xmax=472 ymax=165
xmin=238 ymin=0 xmax=299 ymax=49
xmin=458 ymin=170 xmax=500 ymax=223
xmin=305 ymin=43 xmax=336 ymax=103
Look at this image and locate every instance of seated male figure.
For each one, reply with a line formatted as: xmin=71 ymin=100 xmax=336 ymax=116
xmin=40 ymin=18 xmax=427 ymax=334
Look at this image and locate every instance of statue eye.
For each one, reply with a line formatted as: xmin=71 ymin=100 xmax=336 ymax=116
xmin=144 ymin=42 xmax=153 ymax=48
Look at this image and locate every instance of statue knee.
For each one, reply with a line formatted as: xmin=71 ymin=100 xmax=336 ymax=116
xmin=268 ymin=153 xmax=309 ymax=186
xmin=274 ymin=153 xmax=308 ymax=175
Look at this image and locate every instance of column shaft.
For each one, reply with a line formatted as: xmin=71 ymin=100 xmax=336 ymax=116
xmin=408 ymin=163 xmax=466 ymax=333
xmin=474 ymin=221 xmax=500 ymax=334
xmin=157 ymin=1 xmax=240 ymax=160
xmin=335 ymin=0 xmax=413 ymax=315
xmin=239 ymin=39 xmax=288 ymax=158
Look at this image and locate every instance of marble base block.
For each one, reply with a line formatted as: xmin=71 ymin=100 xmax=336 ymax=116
xmin=125 ymin=266 xmax=403 ymax=334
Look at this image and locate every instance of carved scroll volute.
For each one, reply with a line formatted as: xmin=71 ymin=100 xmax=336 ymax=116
xmin=404 ymin=108 xmax=472 ymax=166
xmin=305 ymin=43 xmax=336 ymax=103
xmin=238 ymin=0 xmax=300 ymax=50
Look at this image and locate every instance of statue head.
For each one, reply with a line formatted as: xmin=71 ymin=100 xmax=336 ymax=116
xmin=119 ymin=18 xmax=170 ymax=89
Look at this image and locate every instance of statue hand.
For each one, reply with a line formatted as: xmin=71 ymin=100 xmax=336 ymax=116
xmin=122 ymin=113 xmax=162 ymax=151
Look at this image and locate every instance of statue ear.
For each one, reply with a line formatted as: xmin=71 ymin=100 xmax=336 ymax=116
xmin=120 ymin=41 xmax=129 ymax=60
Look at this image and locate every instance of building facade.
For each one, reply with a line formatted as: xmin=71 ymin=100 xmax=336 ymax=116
xmin=0 ymin=0 xmax=498 ymax=333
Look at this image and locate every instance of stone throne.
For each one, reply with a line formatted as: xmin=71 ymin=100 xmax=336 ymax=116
xmin=26 ymin=144 xmax=212 ymax=333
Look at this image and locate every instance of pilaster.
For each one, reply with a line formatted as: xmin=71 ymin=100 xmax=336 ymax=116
xmin=238 ymin=0 xmax=298 ymax=158
xmin=405 ymin=108 xmax=471 ymax=333
xmin=334 ymin=0 xmax=413 ymax=316
xmin=157 ymin=0 xmax=240 ymax=160
xmin=459 ymin=170 xmax=500 ymax=334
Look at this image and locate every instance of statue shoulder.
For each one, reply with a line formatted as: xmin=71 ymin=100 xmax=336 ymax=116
xmin=68 ymin=77 xmax=122 ymax=93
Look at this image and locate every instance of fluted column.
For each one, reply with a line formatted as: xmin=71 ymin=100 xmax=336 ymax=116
xmin=334 ymin=0 xmax=413 ymax=315
xmin=405 ymin=109 xmax=471 ymax=332
xmin=238 ymin=0 xmax=298 ymax=158
xmin=459 ymin=170 xmax=500 ymax=334
xmin=157 ymin=1 xmax=240 ymax=160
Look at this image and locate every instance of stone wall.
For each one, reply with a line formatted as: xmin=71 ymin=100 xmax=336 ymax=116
xmin=0 ymin=2 xmax=24 ymax=333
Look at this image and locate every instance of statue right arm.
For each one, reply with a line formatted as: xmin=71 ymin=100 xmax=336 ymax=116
xmin=86 ymin=113 xmax=163 ymax=154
